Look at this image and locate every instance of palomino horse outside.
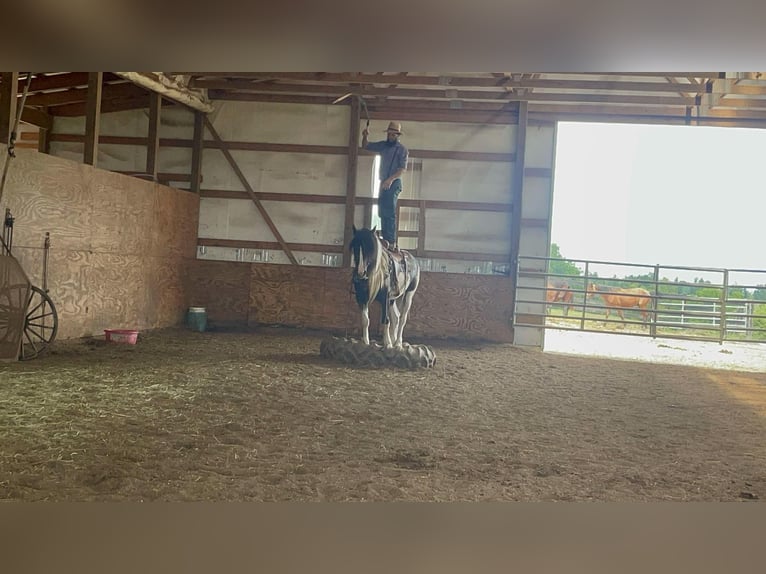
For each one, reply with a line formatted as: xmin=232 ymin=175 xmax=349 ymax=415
xmin=546 ymin=281 xmax=574 ymax=316
xmin=587 ymin=283 xmax=652 ymax=326
xmin=349 ymin=226 xmax=420 ymax=349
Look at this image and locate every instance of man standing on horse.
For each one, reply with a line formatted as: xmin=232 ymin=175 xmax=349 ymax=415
xmin=362 ymin=121 xmax=409 ymax=251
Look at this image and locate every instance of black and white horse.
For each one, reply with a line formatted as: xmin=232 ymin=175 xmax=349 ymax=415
xmin=349 ymin=226 xmax=420 ymax=349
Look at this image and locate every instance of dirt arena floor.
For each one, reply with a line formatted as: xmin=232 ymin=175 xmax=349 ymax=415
xmin=1 ymin=327 xmax=764 ymax=501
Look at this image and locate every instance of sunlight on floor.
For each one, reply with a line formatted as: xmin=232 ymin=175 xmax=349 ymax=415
xmin=706 ymin=373 xmax=766 ymax=418
xmin=544 ymin=329 xmax=765 ymax=373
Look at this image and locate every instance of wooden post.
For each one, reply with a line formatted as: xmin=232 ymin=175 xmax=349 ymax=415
xmin=417 ymin=199 xmax=427 ymax=257
xmin=509 ymin=102 xmax=528 ymax=318
xmin=146 ymin=93 xmax=161 ymax=179
xmin=342 ymin=96 xmax=360 ymax=267
xmin=38 ymin=107 xmax=51 ymax=154
xmin=83 ymin=72 xmax=103 ymax=166
xmin=0 ymin=72 xmax=19 ymax=147
xmin=190 ymin=110 xmax=204 ymax=192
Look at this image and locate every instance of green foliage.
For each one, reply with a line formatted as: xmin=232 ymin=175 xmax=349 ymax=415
xmin=696 ymin=287 xmax=723 ymax=299
xmin=728 ymin=287 xmax=746 ymax=299
xmin=754 ymin=304 xmax=766 ymax=331
xmin=549 ymin=243 xmax=582 ymax=278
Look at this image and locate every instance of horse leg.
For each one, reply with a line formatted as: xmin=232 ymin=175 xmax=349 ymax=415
xmin=381 ymin=299 xmax=393 ymax=349
xmin=361 ymin=304 xmax=371 ymax=345
xmin=389 ymin=299 xmax=401 ymax=347
xmin=618 ymin=309 xmax=625 ymax=327
xmin=396 ymin=290 xmax=416 ymax=348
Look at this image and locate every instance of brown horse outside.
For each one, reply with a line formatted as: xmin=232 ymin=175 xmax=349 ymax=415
xmin=546 ymin=281 xmax=574 ymax=316
xmin=587 ymin=284 xmax=652 ymax=325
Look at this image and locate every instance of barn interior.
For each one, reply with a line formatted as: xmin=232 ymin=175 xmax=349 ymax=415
xmin=4 ymin=72 xmax=766 ymax=351
xmin=2 ymin=72 xmax=766 ymax=504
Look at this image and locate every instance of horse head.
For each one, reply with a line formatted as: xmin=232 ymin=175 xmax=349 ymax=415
xmin=586 ymin=283 xmax=599 ymax=299
xmin=349 ymin=225 xmax=379 ymax=280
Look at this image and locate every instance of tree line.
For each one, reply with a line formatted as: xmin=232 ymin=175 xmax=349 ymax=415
xmin=549 ymin=243 xmax=766 ymax=300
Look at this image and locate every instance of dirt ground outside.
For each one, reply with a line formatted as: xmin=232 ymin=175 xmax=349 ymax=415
xmin=1 ymin=327 xmax=765 ymax=501
xmin=545 ymin=329 xmax=766 ymax=373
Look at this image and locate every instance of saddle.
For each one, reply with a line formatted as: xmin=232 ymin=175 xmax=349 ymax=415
xmin=376 ymin=233 xmax=406 ymax=292
xmin=385 ymin=245 xmax=407 ymax=293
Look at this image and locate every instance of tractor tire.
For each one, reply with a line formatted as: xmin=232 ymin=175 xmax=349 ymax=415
xmin=320 ymin=336 xmax=436 ymax=369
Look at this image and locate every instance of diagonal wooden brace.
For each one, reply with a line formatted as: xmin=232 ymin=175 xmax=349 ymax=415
xmin=203 ymin=117 xmax=299 ymax=265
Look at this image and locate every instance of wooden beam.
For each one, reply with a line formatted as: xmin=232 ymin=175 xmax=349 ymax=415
xmin=24 ymin=82 xmax=144 ymax=108
xmin=198 ymin=188 xmax=512 ymax=212
xmin=21 ymin=72 xmax=121 ymax=92
xmin=46 ymin=132 xmax=515 ymax=162
xmin=196 ymin=237 xmax=510 ymax=262
xmin=83 ymin=72 xmax=102 ymax=166
xmin=20 ymin=107 xmax=53 ymax=131
xmin=49 ymin=95 xmax=152 ymax=117
xmin=38 ymin=108 xmax=51 ymax=154
xmin=419 ymin=249 xmax=510 ymax=262
xmin=200 ymin=189 xmax=347 ymax=203
xmin=342 ymin=96 xmax=360 ymax=267
xmin=113 ymin=170 xmax=192 ymax=184
xmin=198 ymin=237 xmax=343 ymax=254
xmin=1 ymin=72 xmax=19 ymax=146
xmin=509 ymin=101 xmax=528 ymax=304
xmin=206 ymin=81 xmax=697 ymax=106
xmin=210 ymin=87 xmax=687 ymax=109
xmin=195 ymin=73 xmax=710 ymax=94
xmin=146 ymin=92 xmax=161 ymax=179
xmin=209 ymin=91 xmax=520 ymax=124
xmin=203 ymin=116 xmax=299 ymax=265
xmin=363 ymin=202 xmax=373 ymax=228
xmin=417 ymin=200 xmax=426 ymax=257
xmin=190 ymin=111 xmax=204 ymax=193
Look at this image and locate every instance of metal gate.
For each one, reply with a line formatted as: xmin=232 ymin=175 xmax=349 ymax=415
xmin=515 ymin=255 xmax=766 ymax=344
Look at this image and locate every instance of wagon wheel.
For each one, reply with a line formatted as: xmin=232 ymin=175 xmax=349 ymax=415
xmin=0 ymin=281 xmax=29 ymax=346
xmin=19 ymin=285 xmax=58 ymax=360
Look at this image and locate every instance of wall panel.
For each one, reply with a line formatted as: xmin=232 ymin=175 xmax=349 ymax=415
xmin=187 ymin=260 xmax=514 ymax=342
xmin=4 ymin=147 xmax=198 ymax=340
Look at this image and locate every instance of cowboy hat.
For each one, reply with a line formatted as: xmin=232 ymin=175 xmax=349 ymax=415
xmin=384 ymin=121 xmax=403 ymax=134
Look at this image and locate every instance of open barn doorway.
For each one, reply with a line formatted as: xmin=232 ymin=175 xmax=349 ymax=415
xmin=543 ymin=121 xmax=766 ymax=372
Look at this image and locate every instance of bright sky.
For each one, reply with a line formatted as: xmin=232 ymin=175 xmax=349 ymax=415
xmin=551 ymin=122 xmax=766 ymax=275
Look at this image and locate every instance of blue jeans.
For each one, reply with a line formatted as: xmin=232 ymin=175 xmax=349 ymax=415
xmin=378 ymin=179 xmax=402 ymax=244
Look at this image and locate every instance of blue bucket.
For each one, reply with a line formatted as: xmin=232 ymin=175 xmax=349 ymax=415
xmin=187 ymin=307 xmax=207 ymax=332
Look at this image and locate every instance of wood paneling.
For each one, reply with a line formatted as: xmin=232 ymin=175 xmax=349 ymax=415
xmin=188 ymin=260 xmax=515 ymax=342
xmin=4 ymin=148 xmax=199 ymax=340
xmin=406 ymin=272 xmax=514 ymax=342
xmin=186 ymin=260 xmax=252 ymax=327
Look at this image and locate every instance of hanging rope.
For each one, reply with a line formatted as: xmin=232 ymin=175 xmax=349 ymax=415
xmin=0 ymin=73 xmax=34 ymax=206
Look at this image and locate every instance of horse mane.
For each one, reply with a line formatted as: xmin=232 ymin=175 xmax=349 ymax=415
xmin=367 ymin=235 xmax=389 ymax=303
xmin=351 ymin=228 xmax=389 ymax=305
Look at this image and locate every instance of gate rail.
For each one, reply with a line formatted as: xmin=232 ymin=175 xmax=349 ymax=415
xmin=515 ymin=255 xmax=766 ymax=344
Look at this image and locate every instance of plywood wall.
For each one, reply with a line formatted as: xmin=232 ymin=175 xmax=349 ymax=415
xmin=187 ymin=260 xmax=514 ymax=342
xmin=2 ymin=147 xmax=199 ymax=339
